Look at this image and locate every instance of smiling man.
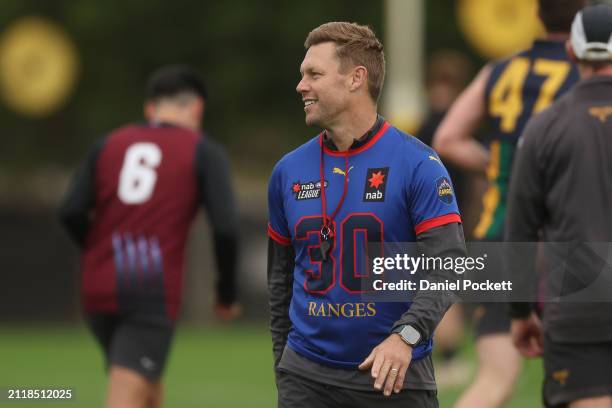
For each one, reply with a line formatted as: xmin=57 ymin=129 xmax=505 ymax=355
xmin=267 ymin=22 xmax=467 ymax=408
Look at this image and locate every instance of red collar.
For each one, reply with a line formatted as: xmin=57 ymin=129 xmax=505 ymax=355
xmin=319 ymin=121 xmax=390 ymax=157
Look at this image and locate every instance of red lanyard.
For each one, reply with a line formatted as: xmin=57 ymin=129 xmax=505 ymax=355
xmin=319 ymin=133 xmax=350 ymax=242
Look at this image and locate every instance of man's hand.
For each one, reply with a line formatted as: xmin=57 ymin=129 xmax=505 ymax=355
xmin=511 ymin=312 xmax=543 ymax=358
xmin=358 ymin=334 xmax=412 ymax=396
xmin=214 ymin=302 xmax=241 ymax=322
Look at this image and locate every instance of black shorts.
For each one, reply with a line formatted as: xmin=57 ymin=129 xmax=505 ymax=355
xmin=472 ymin=302 xmax=511 ymax=339
xmin=277 ymin=370 xmax=438 ymax=408
xmin=468 ymin=237 xmax=512 ymax=338
xmin=86 ymin=313 xmax=175 ymax=382
xmin=543 ymin=336 xmax=612 ymax=407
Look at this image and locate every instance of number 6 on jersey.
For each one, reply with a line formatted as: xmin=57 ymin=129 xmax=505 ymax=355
xmin=117 ymin=142 xmax=162 ymax=204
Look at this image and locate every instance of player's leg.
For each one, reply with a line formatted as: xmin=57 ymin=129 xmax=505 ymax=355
xmin=147 ymin=380 xmax=163 ymax=408
xmin=434 ymin=304 xmax=469 ymax=388
xmin=86 ymin=314 xmax=150 ymax=407
xmin=107 ymin=365 xmax=153 ymax=408
xmin=106 ymin=368 xmax=164 ymax=408
xmin=105 ymin=313 xmax=175 ymax=408
xmin=568 ymin=396 xmax=612 ymax=408
xmin=435 ymin=304 xmax=464 ymax=352
xmin=454 ymin=304 xmax=522 ymax=408
xmin=543 ymin=335 xmax=612 ymax=408
xmin=454 ymin=334 xmax=521 ymax=407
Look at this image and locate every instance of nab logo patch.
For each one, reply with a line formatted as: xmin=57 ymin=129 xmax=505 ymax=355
xmin=292 ymin=180 xmax=328 ymax=200
xmin=363 ymin=167 xmax=389 ymax=202
xmin=436 ymin=177 xmax=454 ymax=205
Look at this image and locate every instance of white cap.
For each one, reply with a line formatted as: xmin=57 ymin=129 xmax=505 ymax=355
xmin=570 ymin=4 xmax=612 ymax=61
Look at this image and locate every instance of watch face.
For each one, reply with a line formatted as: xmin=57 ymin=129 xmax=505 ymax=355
xmin=400 ymin=326 xmax=421 ymax=345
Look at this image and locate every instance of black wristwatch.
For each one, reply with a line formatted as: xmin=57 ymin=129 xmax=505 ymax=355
xmin=392 ymin=324 xmax=421 ymax=346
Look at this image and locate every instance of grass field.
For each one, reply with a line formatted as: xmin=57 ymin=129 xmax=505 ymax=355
xmin=0 ymin=324 xmax=543 ymax=407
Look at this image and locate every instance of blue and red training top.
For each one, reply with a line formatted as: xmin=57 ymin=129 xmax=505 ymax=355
xmin=268 ymin=120 xmax=461 ymax=368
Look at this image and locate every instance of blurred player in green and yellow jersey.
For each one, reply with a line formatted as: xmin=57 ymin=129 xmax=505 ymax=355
xmin=433 ymin=1 xmax=585 ymax=407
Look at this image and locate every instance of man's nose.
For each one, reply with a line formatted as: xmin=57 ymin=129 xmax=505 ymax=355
xmin=296 ymin=77 xmax=308 ymax=94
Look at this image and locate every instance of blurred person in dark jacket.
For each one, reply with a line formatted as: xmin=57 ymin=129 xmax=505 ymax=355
xmin=507 ymin=5 xmax=612 ymax=407
xmin=434 ymin=1 xmax=584 ymax=406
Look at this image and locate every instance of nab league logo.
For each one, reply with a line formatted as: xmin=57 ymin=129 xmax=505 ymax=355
xmin=363 ymin=167 xmax=389 ymax=202
xmin=292 ymin=180 xmax=328 ymax=200
xmin=436 ymin=176 xmax=454 ymax=205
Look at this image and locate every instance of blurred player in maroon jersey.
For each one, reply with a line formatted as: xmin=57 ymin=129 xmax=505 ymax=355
xmin=59 ymin=65 xmax=240 ymax=408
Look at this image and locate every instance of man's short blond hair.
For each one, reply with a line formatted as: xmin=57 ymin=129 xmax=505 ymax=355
xmin=305 ymin=22 xmax=385 ymax=102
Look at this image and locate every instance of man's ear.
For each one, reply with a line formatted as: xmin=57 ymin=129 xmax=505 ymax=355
xmin=144 ymin=101 xmax=156 ymax=120
xmin=566 ymin=40 xmax=579 ymax=64
xmin=192 ymin=97 xmax=205 ymax=120
xmin=349 ymin=66 xmax=368 ymax=92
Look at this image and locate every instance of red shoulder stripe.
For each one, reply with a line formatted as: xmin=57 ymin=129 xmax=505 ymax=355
xmin=268 ymin=223 xmax=291 ymax=245
xmin=415 ymin=213 xmax=462 ymax=235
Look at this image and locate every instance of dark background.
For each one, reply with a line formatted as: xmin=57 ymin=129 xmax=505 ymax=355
xmin=0 ymin=0 xmax=482 ymax=322
xmin=0 ymin=0 xmax=478 ymax=176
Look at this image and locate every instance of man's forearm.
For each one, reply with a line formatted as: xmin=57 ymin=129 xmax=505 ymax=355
xmin=58 ymin=207 xmax=91 ymax=248
xmin=267 ymin=239 xmax=294 ymax=366
xmin=58 ymin=139 xmax=105 ymax=247
xmin=432 ymin=64 xmax=491 ymax=174
xmin=393 ymin=223 xmax=467 ymax=339
xmin=438 ymin=139 xmax=489 ymax=174
xmin=213 ymin=231 xmax=238 ymax=305
xmin=504 ymin=123 xmax=545 ymax=322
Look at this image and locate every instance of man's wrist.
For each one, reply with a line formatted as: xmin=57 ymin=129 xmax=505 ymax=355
xmin=391 ymin=333 xmax=414 ymax=351
xmin=392 ymin=324 xmax=422 ymax=346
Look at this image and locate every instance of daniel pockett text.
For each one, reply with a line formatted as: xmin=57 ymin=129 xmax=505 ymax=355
xmin=370 ymin=254 xmax=513 ymax=293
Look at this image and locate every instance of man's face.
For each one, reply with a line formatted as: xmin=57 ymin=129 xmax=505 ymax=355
xmin=296 ymin=42 xmax=351 ymax=128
